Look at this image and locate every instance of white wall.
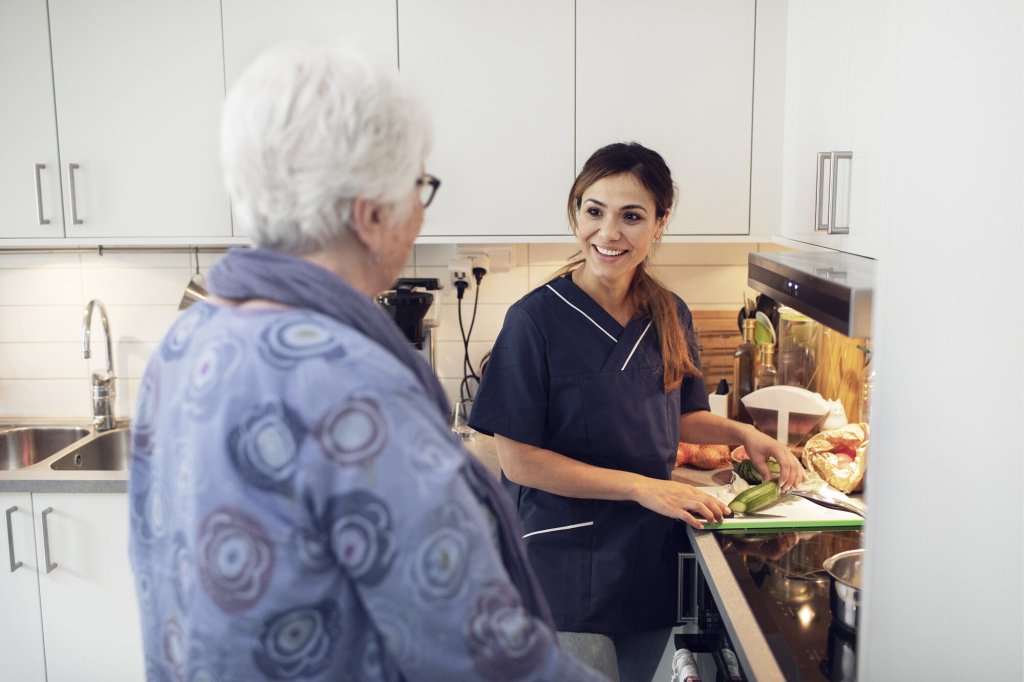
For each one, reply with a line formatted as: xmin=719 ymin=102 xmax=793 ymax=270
xmin=0 ymin=242 xmax=785 ymax=421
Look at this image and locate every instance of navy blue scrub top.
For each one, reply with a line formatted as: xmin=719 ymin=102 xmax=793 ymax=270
xmin=469 ymin=275 xmax=710 ymax=634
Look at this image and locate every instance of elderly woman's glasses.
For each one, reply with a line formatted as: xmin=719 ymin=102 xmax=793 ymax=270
xmin=416 ymin=174 xmax=441 ymax=208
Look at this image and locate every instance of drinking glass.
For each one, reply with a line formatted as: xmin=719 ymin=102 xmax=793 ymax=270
xmin=450 ymin=399 xmax=476 ymax=441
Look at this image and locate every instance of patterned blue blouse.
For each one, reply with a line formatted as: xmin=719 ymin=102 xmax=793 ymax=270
xmin=128 ymin=303 xmax=602 ymax=681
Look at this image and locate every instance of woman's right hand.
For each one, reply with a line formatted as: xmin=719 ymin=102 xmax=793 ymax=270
xmin=632 ymin=477 xmax=731 ymax=529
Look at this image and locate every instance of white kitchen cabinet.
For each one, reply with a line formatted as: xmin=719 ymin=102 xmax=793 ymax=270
xmin=0 ymin=2 xmax=65 ymax=240
xmin=0 ymin=493 xmax=47 ymax=682
xmin=0 ymin=492 xmax=141 ymax=681
xmin=398 ymin=0 xmax=575 ymax=239
xmin=32 ymin=493 xmax=144 ymax=682
xmin=780 ymin=0 xmax=889 ymax=258
xmin=222 ymin=0 xmax=398 ymax=87
xmin=46 ymin=0 xmax=231 ymax=240
xmin=576 ymin=0 xmax=756 ymax=236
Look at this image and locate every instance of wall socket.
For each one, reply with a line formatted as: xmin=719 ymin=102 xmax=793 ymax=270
xmin=448 ymin=246 xmax=515 ymax=291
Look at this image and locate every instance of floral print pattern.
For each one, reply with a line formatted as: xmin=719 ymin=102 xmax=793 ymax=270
xmin=253 ymin=601 xmax=340 ymax=679
xmin=324 ymin=490 xmax=396 ymax=585
xmin=466 ymin=580 xmax=550 ymax=681
xmin=196 ymin=507 xmax=275 ymax=613
xmin=228 ymin=402 xmax=306 ymax=494
xmin=183 ymin=336 xmax=243 ymax=418
xmin=160 ymin=303 xmax=214 ymax=360
xmin=316 ymin=396 xmax=387 ymax=467
xmin=258 ymin=315 xmax=346 ymax=369
xmin=409 ymin=503 xmax=476 ymax=607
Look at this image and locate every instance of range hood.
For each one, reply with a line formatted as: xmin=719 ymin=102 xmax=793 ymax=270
xmin=747 ymin=251 xmax=875 ymax=338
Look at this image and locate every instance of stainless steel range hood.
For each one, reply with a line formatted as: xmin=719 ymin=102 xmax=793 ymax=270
xmin=747 ymin=251 xmax=875 ymax=338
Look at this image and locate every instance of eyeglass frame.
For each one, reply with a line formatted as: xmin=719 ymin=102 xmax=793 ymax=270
xmin=416 ymin=174 xmax=441 ymax=208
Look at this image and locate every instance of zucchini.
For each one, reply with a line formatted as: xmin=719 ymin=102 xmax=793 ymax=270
xmin=728 ymin=481 xmax=780 ymax=514
xmin=732 ymin=457 xmax=780 ymax=485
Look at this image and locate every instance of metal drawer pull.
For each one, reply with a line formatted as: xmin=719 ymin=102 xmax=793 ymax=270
xmin=6 ymin=506 xmax=22 ymax=573
xmin=68 ymin=163 xmax=83 ymax=224
xmin=34 ymin=164 xmax=50 ymax=225
xmin=814 ymin=151 xmax=831 ymax=231
xmin=828 ymin=151 xmax=853 ymax=234
xmin=41 ymin=507 xmax=57 ymax=573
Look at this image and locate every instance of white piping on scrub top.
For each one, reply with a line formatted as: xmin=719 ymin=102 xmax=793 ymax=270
xmin=545 ymin=284 xmax=617 ymax=342
xmin=522 ymin=521 xmax=595 ymax=540
xmin=620 ymin=320 xmax=653 ymax=371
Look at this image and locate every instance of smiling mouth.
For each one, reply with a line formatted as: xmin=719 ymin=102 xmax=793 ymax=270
xmin=594 ymin=245 xmax=627 ymax=257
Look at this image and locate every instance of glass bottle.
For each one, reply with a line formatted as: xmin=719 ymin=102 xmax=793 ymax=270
xmin=755 ymin=343 xmax=778 ymax=390
xmin=731 ymin=319 xmax=757 ymax=422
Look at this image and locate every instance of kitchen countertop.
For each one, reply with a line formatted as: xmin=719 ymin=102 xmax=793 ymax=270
xmin=674 ymin=464 xmax=863 ymax=681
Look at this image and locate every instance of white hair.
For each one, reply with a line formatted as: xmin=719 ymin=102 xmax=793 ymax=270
xmin=221 ymin=43 xmax=431 ymax=253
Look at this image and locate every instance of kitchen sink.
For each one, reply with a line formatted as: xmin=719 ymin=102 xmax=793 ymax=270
xmin=49 ymin=428 xmax=131 ymax=472
xmin=0 ymin=426 xmax=91 ymax=470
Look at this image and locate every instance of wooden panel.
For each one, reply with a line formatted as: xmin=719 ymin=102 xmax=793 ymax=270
xmin=692 ymin=310 xmax=742 ymax=392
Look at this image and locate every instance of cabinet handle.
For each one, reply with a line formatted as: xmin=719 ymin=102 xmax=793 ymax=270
xmin=34 ymin=164 xmax=51 ymax=225
xmin=68 ymin=163 xmax=83 ymax=225
xmin=5 ymin=506 xmax=23 ymax=573
xmin=827 ymin=151 xmax=853 ymax=235
xmin=814 ymin=152 xmax=831 ymax=231
xmin=41 ymin=507 xmax=57 ymax=573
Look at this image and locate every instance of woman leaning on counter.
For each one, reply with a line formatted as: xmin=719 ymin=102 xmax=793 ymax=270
xmin=469 ymin=142 xmax=804 ymax=682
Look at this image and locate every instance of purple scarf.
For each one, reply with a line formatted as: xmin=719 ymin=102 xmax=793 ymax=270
xmin=207 ymin=247 xmax=554 ymax=627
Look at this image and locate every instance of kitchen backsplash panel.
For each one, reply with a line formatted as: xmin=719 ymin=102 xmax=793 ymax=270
xmin=0 ymin=242 xmax=788 ymax=419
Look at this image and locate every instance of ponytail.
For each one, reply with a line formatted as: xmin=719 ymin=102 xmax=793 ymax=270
xmin=631 ymin=268 xmax=701 ymax=392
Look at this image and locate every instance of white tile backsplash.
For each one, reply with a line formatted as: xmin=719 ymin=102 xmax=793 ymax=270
xmin=0 ymin=242 xmax=784 ymax=419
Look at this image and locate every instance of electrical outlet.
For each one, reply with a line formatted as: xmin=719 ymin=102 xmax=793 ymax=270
xmin=454 ymin=246 xmax=515 ymax=273
xmin=448 ymin=257 xmax=473 ymax=291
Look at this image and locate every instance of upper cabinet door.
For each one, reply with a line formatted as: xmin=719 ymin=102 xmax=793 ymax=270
xmin=222 ymin=0 xmax=398 ymax=88
xmin=779 ymin=0 xmax=886 ymax=259
xmin=0 ymin=1 xmax=65 ymax=239
xmin=576 ymin=0 xmax=755 ymax=236
xmin=399 ymin=0 xmax=575 ymax=239
xmin=48 ymin=0 xmax=230 ymax=239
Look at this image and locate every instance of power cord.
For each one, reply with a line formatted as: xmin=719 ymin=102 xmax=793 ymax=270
xmin=455 ymin=264 xmax=487 ymax=401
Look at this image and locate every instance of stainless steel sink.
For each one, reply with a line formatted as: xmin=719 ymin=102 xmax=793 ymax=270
xmin=49 ymin=428 xmax=131 ymax=472
xmin=0 ymin=426 xmax=91 ymax=470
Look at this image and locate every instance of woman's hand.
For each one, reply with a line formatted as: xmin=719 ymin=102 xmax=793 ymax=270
xmin=742 ymin=428 xmax=805 ymax=491
xmin=632 ymin=478 xmax=731 ymax=530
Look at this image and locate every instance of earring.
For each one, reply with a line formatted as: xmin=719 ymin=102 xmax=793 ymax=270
xmin=371 ymin=253 xmax=381 ymax=266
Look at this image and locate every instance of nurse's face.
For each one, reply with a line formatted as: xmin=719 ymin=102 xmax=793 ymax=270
xmin=575 ymin=172 xmax=665 ymax=286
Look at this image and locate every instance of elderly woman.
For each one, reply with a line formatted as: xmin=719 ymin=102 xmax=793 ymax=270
xmin=128 ymin=44 xmax=604 ymax=681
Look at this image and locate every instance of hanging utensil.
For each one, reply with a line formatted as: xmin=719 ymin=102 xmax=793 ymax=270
xmin=178 ymin=248 xmax=209 ymax=310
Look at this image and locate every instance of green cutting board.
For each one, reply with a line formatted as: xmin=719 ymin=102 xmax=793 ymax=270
xmin=699 ymin=490 xmax=865 ymax=530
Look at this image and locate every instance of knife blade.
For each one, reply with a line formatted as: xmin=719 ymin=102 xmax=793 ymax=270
xmin=785 ymin=490 xmax=866 ymax=518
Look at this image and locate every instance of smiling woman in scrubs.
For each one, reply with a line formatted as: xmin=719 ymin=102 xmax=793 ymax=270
xmin=469 ymin=142 xmax=803 ymax=682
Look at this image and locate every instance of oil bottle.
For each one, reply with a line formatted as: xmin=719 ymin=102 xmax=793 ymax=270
xmin=731 ymin=318 xmax=757 ymax=422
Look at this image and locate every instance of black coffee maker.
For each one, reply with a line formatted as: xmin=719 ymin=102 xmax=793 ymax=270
xmin=377 ymin=278 xmax=442 ymax=367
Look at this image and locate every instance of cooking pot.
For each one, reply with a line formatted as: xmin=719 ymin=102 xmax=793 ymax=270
xmin=822 ymin=548 xmax=863 ymax=632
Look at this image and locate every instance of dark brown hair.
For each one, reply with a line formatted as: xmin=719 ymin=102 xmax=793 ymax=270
xmin=559 ymin=142 xmax=701 ymax=391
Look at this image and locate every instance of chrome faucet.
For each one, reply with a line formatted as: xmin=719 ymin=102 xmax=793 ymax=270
xmin=82 ymin=299 xmax=116 ymax=431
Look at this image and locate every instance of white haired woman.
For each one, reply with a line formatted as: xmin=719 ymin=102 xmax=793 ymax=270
xmin=128 ymin=43 xmax=605 ymax=681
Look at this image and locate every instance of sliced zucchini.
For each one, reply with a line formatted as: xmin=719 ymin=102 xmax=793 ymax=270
xmin=728 ymin=480 xmax=780 ymax=514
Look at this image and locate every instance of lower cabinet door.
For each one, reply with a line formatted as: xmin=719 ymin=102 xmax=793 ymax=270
xmin=0 ymin=492 xmax=47 ymax=682
xmin=33 ymin=492 xmax=144 ymax=682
